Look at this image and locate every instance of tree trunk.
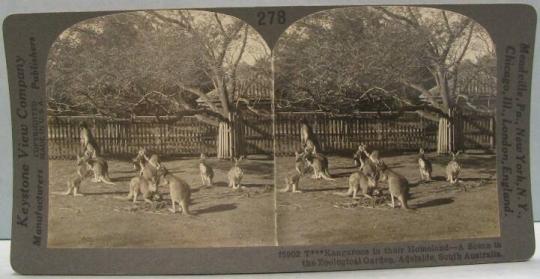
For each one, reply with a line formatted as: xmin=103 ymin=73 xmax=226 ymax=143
xmin=217 ymin=112 xmax=244 ymax=159
xmin=437 ymin=108 xmax=463 ymax=154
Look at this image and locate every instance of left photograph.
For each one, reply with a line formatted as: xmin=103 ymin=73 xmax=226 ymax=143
xmin=46 ymin=10 xmax=275 ymax=248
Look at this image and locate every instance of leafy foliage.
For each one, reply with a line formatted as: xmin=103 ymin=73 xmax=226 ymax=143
xmin=274 ymin=7 xmax=496 ymax=119
xmin=47 ymin=11 xmax=271 ymax=124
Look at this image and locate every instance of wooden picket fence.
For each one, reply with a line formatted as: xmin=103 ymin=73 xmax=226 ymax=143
xmin=275 ymin=112 xmax=494 ymax=155
xmin=274 ymin=112 xmax=437 ymax=155
xmin=47 ymin=112 xmax=494 ymax=159
xmin=48 ymin=116 xmax=217 ymax=159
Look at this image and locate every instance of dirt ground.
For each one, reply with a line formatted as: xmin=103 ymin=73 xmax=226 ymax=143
xmin=276 ymin=152 xmax=500 ymax=246
xmin=47 ymin=156 xmax=275 ymax=248
xmin=48 ymin=152 xmax=499 ymax=248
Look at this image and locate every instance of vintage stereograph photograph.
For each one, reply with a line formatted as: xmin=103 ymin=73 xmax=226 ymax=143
xmin=46 ymin=10 xmax=275 ymax=248
xmin=274 ymin=6 xmax=500 ymax=245
xmin=45 ymin=6 xmax=502 ymax=249
xmin=4 ymin=1 xmax=537 ymax=275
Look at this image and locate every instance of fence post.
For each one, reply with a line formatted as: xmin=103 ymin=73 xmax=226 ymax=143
xmin=490 ymin=116 xmax=495 ymax=150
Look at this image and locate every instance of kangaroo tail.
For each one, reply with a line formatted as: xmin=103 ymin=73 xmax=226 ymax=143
xmin=101 ymin=175 xmax=116 ymax=185
xmin=321 ymin=170 xmax=335 ymax=181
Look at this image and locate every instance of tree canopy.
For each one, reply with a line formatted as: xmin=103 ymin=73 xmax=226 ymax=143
xmin=47 ymin=10 xmax=271 ymax=124
xmin=274 ymin=7 xmax=496 ymax=119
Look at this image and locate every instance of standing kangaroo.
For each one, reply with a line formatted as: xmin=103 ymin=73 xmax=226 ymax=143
xmin=294 ymin=151 xmax=307 ymax=175
xmin=418 ymin=148 xmax=433 ymax=182
xmin=335 ymin=171 xmax=376 ymax=201
xmin=79 ymin=122 xmax=100 ymax=158
xmin=281 ymin=172 xmax=302 ymax=193
xmin=132 ymin=147 xmax=148 ymax=176
xmin=377 ymin=161 xmax=410 ymax=210
xmin=82 ymin=154 xmax=115 ymax=185
xmin=304 ymin=147 xmax=334 ymax=181
xmin=228 ymin=156 xmax=245 ymax=189
xmin=126 ymin=176 xmax=159 ymax=204
xmin=300 ymin=118 xmax=319 ymax=149
xmin=355 ymin=144 xmax=380 ymax=183
xmin=63 ymin=155 xmax=91 ymax=196
xmin=358 ymin=143 xmax=380 ymax=163
xmin=141 ymin=153 xmax=161 ymax=186
xmin=446 ymin=151 xmax=461 ymax=184
xmin=157 ymin=167 xmax=192 ymax=215
xmin=199 ymin=153 xmax=214 ymax=187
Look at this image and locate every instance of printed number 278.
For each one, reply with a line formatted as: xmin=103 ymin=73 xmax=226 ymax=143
xmin=257 ymin=10 xmax=286 ymax=25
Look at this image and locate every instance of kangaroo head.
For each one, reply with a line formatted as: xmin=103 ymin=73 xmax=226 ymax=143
xmin=233 ymin=156 xmax=244 ymax=166
xmin=79 ymin=121 xmax=88 ymax=130
xmin=419 ymin=148 xmax=425 ymax=155
xmin=358 ymin=143 xmax=367 ymax=152
xmin=200 ymin=153 xmax=207 ymax=159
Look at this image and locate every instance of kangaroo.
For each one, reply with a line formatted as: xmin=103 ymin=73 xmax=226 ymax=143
xmin=79 ymin=122 xmax=100 ymax=158
xmin=84 ymin=144 xmax=98 ymax=159
xmin=358 ymin=143 xmax=380 ymax=162
xmin=446 ymin=151 xmax=461 ymax=184
xmin=63 ymin=155 xmax=90 ymax=196
xmin=377 ymin=161 xmax=410 ymax=210
xmin=199 ymin=153 xmax=214 ymax=187
xmin=141 ymin=153 xmax=161 ymax=185
xmin=418 ymin=148 xmax=433 ymax=182
xmin=354 ymin=145 xmax=380 ymax=182
xmin=82 ymin=155 xmax=115 ymax=185
xmin=294 ymin=151 xmax=307 ymax=175
xmin=300 ymin=118 xmax=320 ymax=151
xmin=126 ymin=176 xmax=159 ymax=203
xmin=300 ymin=119 xmax=311 ymax=147
xmin=304 ymin=147 xmax=334 ymax=181
xmin=132 ymin=147 xmax=148 ymax=176
xmin=336 ymin=171 xmax=377 ymax=201
xmin=228 ymin=156 xmax=244 ymax=189
xmin=157 ymin=167 xmax=191 ymax=215
xmin=280 ymin=172 xmax=302 ymax=193
xmin=361 ymin=158 xmax=380 ymax=183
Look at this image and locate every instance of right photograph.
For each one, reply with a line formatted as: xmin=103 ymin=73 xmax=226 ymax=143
xmin=273 ymin=6 xmax=499 ymax=246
